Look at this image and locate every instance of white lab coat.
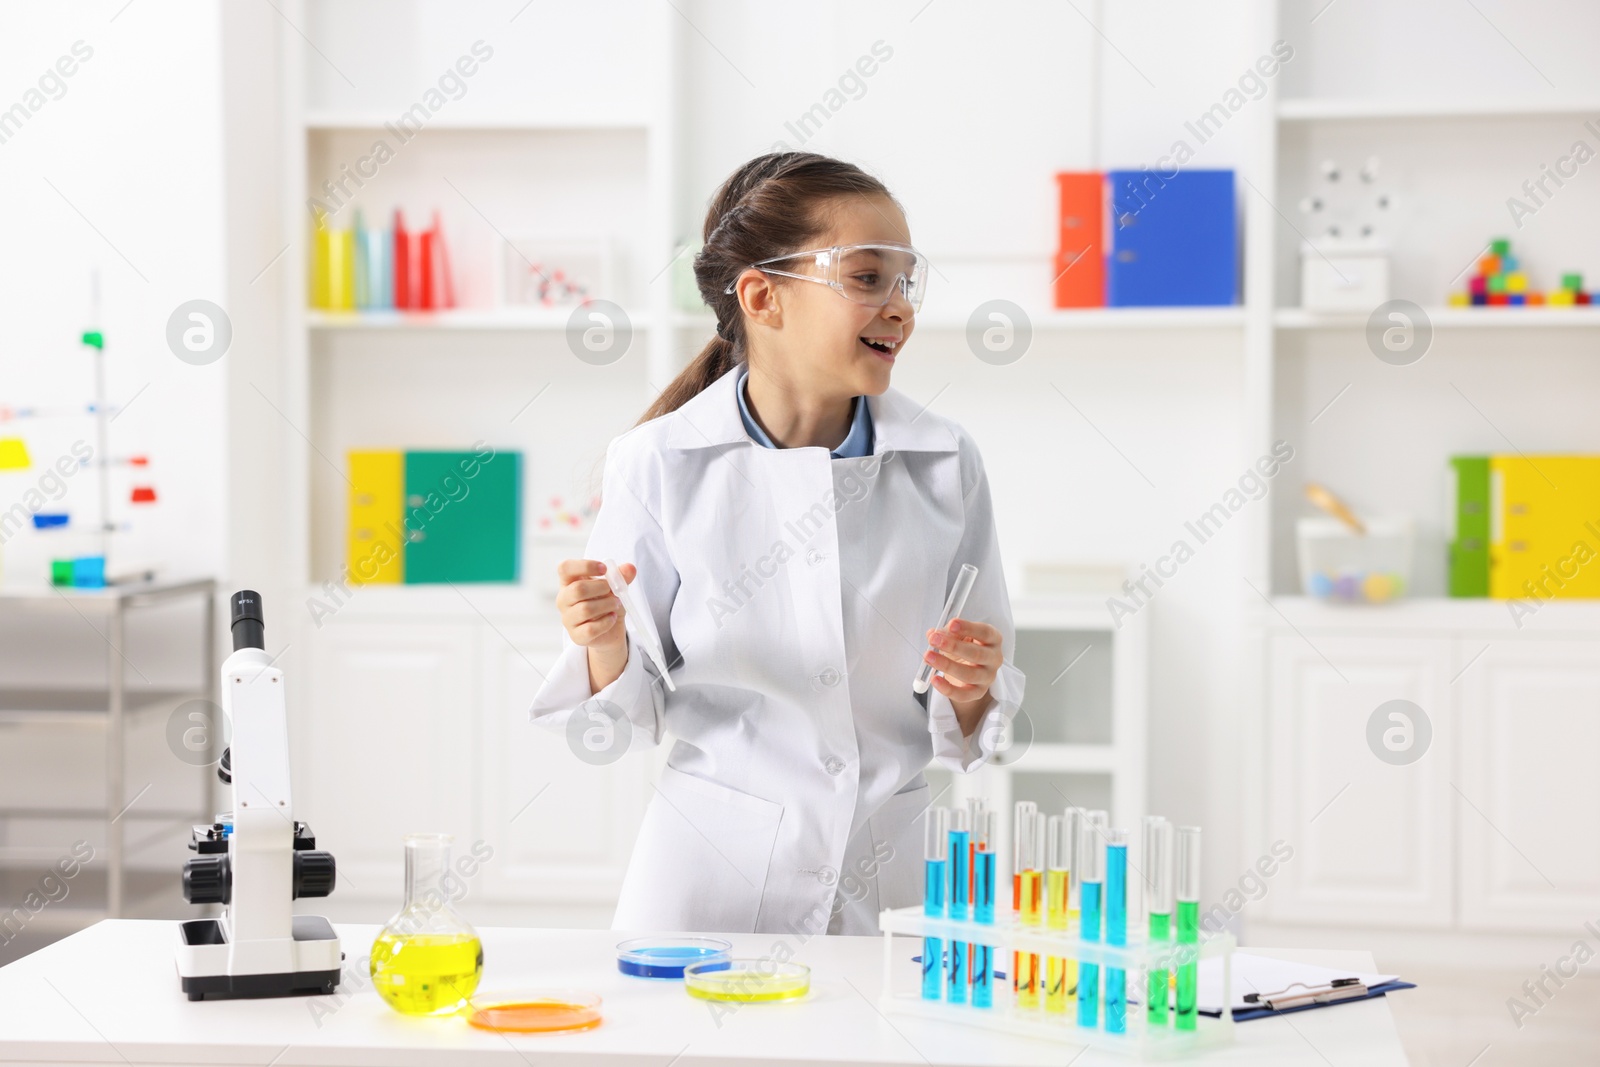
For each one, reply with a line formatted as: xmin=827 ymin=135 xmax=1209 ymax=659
xmin=528 ymin=364 xmax=1024 ymax=937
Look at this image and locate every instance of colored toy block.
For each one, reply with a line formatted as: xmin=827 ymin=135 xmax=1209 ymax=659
xmin=1487 ymin=273 xmax=1507 ymax=294
xmin=72 ymin=555 xmax=105 ymax=589
xmin=1509 ymin=293 xmax=1526 ymax=305
xmin=1488 ymin=293 xmax=1510 ymax=305
xmin=1478 ymin=254 xmax=1501 ymax=275
xmin=1490 ymin=238 xmax=1510 ymax=257
xmin=1471 ymin=292 xmax=1489 ymax=306
xmin=1469 ymin=275 xmax=1487 ymax=296
xmin=1581 ymin=291 xmax=1593 ymax=305
xmin=1550 ymin=289 xmax=1576 ymax=306
xmin=51 ymin=560 xmax=73 ymax=586
xmin=1448 ymin=291 xmax=1471 ymax=307
xmin=1528 ymin=291 xmax=1546 ymax=305
xmin=1506 ymin=272 xmax=1527 ymax=293
xmin=1562 ymin=272 xmax=1583 ymax=291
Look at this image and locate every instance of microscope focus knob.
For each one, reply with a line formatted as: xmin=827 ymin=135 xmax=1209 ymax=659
xmin=183 ymin=855 xmax=231 ymax=905
xmin=293 ymin=851 xmax=337 ymax=899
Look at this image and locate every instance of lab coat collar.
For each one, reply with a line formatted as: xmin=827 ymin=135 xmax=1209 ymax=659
xmin=663 ymin=362 xmax=957 ymax=454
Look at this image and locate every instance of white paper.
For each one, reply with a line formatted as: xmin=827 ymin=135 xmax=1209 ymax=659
xmin=1196 ymin=952 xmax=1400 ymax=1012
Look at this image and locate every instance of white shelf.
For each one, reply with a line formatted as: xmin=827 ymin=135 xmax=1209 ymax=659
xmin=672 ymin=307 xmax=1246 ymax=333
xmin=1001 ymin=743 xmax=1119 ymax=774
xmin=1262 ymin=596 xmax=1600 ymax=634
xmin=1275 ymin=307 xmax=1600 ymax=330
xmin=306 ymin=308 xmax=649 ymax=331
xmin=917 ymin=307 xmax=1246 ymax=331
xmin=1277 ymin=98 xmax=1600 ymax=121
xmin=304 ymin=112 xmax=650 ymax=133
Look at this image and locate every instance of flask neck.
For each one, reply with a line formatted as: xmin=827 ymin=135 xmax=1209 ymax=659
xmin=401 ymin=834 xmax=453 ymax=911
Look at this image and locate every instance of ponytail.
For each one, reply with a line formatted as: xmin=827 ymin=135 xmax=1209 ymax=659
xmin=635 ymin=151 xmax=895 ymax=427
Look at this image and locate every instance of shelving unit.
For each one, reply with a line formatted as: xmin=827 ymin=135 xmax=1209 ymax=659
xmin=0 ymin=578 xmax=216 ymax=920
xmin=1239 ymin=0 xmax=1600 ymax=942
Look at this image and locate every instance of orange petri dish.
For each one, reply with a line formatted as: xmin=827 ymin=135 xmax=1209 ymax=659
xmin=465 ymin=989 xmax=602 ymax=1033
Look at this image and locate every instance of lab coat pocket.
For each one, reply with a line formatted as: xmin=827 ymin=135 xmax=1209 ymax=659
xmin=612 ymin=764 xmax=783 ymax=934
xmin=867 ymin=781 xmax=933 ymax=913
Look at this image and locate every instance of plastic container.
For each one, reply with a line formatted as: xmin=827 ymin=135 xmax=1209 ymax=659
xmin=682 ymin=959 xmax=810 ymax=1003
xmin=616 ymin=937 xmax=731 ymax=980
xmin=466 ymin=989 xmax=602 ymax=1033
xmin=1296 ymin=517 xmax=1413 ymax=604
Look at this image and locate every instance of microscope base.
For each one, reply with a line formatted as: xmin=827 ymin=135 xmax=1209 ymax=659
xmin=177 ymin=915 xmax=345 ymax=1001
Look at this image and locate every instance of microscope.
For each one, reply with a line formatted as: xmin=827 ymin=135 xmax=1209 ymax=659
xmin=174 ymin=590 xmax=343 ymax=1000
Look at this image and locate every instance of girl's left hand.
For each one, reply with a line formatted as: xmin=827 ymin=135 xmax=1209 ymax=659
xmin=924 ymin=618 xmax=1001 ymax=723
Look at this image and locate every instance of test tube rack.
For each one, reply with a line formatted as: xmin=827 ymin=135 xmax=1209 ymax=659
xmin=877 ymin=905 xmax=1235 ymax=1058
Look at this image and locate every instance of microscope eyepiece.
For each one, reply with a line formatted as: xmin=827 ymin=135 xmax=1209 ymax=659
xmin=230 ymin=590 xmax=266 ymax=652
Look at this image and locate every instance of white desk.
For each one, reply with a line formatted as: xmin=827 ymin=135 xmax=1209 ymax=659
xmin=0 ymin=921 xmax=1409 ymax=1065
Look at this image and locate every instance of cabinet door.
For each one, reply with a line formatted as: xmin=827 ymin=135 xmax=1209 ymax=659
xmin=477 ymin=625 xmax=651 ymax=909
xmin=1458 ymin=638 xmax=1600 ymax=931
xmin=1263 ymin=634 xmax=1452 ymax=927
xmin=304 ymin=622 xmax=478 ymax=892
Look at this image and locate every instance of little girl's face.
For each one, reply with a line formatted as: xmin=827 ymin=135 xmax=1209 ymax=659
xmin=775 ymin=193 xmax=916 ymax=400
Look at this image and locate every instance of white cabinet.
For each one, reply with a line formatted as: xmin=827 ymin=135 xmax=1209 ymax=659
xmin=477 ymin=624 xmax=650 ymax=905
xmin=1264 ymin=634 xmax=1453 ymax=928
xmin=1458 ymin=639 xmax=1600 ymax=931
xmin=303 ymin=622 xmax=478 ymax=891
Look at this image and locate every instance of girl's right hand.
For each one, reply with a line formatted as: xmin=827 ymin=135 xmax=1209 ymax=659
xmin=556 ymin=558 xmax=636 ymax=652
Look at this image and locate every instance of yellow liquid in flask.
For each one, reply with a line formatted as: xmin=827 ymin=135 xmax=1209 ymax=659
xmin=370 ymin=932 xmax=483 ymax=1016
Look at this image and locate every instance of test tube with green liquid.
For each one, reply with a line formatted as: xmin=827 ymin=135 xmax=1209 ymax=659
xmin=1044 ymin=814 xmax=1069 ymax=1014
xmin=1176 ymin=826 xmax=1202 ymax=1031
xmin=1145 ymin=819 xmax=1173 ymax=1025
xmin=1076 ymin=810 xmax=1107 ymax=1028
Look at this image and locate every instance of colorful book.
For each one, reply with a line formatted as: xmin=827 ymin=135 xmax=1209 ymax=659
xmin=1054 ymin=172 xmax=1105 ymax=308
xmin=348 ymin=450 xmax=405 ymax=584
xmin=1488 ymin=455 xmax=1600 ymax=600
xmin=1448 ymin=456 xmax=1489 ymax=597
xmin=1106 ymin=169 xmax=1237 ymax=307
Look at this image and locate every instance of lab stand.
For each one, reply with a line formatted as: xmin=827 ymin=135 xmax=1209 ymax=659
xmin=0 ymin=578 xmax=217 ymax=921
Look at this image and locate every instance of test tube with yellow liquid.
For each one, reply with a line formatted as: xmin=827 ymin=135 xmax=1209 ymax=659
xmin=1044 ymin=814 xmax=1069 ymax=1013
xmin=1015 ymin=809 xmax=1043 ymax=1009
xmin=1010 ymin=801 xmax=1036 ymax=999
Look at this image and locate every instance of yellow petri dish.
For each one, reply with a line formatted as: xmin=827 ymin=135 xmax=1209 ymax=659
xmin=682 ymin=959 xmax=810 ymax=1003
xmin=465 ymin=989 xmax=602 ymax=1033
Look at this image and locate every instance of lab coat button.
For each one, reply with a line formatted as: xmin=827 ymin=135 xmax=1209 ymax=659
xmin=818 ymin=866 xmax=838 ymax=886
xmin=824 ymin=756 xmax=845 ymax=776
xmin=815 ymin=666 xmax=840 ymax=687
xmin=806 ymin=549 xmax=825 ymax=567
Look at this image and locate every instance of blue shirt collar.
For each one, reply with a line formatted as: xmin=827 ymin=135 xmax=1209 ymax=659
xmin=736 ymin=365 xmax=873 ymax=459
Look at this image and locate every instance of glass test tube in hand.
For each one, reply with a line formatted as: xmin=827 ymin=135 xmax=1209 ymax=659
xmin=913 ymin=564 xmax=979 ymax=694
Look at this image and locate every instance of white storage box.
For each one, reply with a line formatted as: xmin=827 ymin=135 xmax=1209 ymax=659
xmin=1301 ymin=241 xmax=1389 ymax=311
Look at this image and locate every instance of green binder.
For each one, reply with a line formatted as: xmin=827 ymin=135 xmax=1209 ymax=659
xmin=402 ymin=450 xmax=521 ymax=583
xmin=1449 ymin=455 xmax=1489 ymax=598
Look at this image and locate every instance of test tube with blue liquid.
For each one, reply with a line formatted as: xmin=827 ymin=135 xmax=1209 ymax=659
xmin=1076 ymin=809 xmax=1106 ymax=1029
xmin=963 ymin=798 xmax=985 ymax=996
xmin=922 ymin=807 xmax=949 ymax=1001
xmin=946 ymin=808 xmax=969 ymax=1002
xmin=1105 ymin=828 xmax=1129 ymax=1033
xmin=972 ymin=810 xmax=997 ymax=1008
xmin=1145 ymin=819 xmax=1173 ymax=1026
xmin=1176 ymin=826 xmax=1202 ymax=1031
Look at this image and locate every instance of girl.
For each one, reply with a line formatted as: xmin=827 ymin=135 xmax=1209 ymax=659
xmin=529 ymin=152 xmax=1024 ymax=937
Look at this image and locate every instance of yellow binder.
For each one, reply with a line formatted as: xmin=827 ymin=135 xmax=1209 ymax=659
xmin=1489 ymin=455 xmax=1600 ymax=599
xmin=348 ymin=450 xmax=404 ymax=584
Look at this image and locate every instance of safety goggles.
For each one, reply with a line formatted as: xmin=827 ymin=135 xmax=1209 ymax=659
xmin=727 ymin=242 xmax=929 ymax=312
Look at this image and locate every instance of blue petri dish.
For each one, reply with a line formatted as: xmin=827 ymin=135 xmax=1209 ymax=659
xmin=616 ymin=937 xmax=732 ymax=980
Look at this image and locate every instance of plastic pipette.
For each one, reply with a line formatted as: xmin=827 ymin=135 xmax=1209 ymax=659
xmin=913 ymin=564 xmax=979 ymax=694
xmin=601 ymin=559 xmax=676 ymax=692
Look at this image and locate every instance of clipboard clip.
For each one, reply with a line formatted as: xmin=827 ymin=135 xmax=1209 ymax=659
xmin=1243 ymin=977 xmax=1367 ymax=1011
